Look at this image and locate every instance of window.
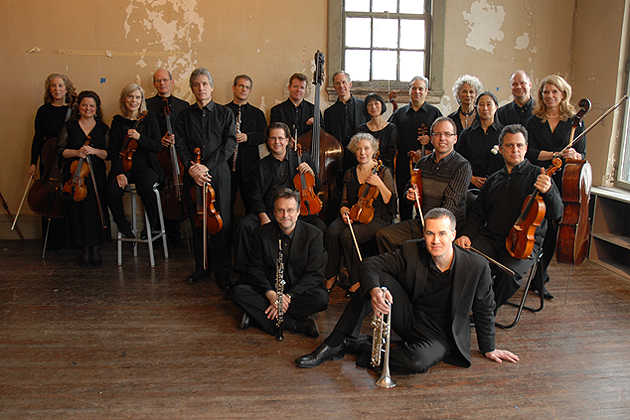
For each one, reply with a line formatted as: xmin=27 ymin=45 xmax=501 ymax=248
xmin=328 ymin=0 xmax=445 ymax=96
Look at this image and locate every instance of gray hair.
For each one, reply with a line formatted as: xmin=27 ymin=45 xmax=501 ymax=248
xmin=409 ymin=75 xmax=429 ymax=89
xmin=424 ymin=208 xmax=456 ymax=232
xmin=451 ymin=75 xmax=483 ymax=104
xmin=189 ymin=67 xmax=214 ymax=89
xmin=499 ymin=124 xmax=529 ymax=146
xmin=333 ymin=70 xmax=351 ymax=84
xmin=347 ymin=132 xmax=380 ymax=156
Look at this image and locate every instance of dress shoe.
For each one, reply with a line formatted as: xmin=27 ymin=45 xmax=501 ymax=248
xmin=293 ymin=317 xmax=320 ymax=338
xmin=325 ymin=276 xmax=337 ymax=293
xmin=186 ymin=269 xmax=208 ymax=285
xmin=343 ymin=335 xmax=372 ymax=355
xmin=90 ymin=246 xmax=102 ymax=266
xmin=78 ymin=257 xmax=90 ymax=267
xmin=345 ymin=283 xmax=360 ymax=299
xmin=530 ymin=285 xmax=554 ymax=300
xmin=240 ymin=313 xmax=251 ymax=330
xmin=295 ymin=342 xmax=345 ymax=368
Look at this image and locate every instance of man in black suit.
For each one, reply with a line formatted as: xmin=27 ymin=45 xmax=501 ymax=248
xmin=231 ymin=188 xmax=329 ymax=338
xmin=269 ymin=73 xmax=321 ymax=137
xmin=145 ymin=68 xmax=190 ymax=246
xmin=295 ymin=208 xmax=518 ymax=374
xmin=323 ymin=71 xmax=367 ymax=172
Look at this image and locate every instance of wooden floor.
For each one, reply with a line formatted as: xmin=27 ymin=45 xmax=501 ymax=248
xmin=1 ymin=239 xmax=629 ymax=419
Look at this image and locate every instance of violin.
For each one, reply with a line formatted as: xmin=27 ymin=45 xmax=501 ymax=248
xmin=293 ymin=128 xmax=322 ymax=216
xmin=388 ymin=91 xmax=398 ymax=112
xmin=119 ymin=111 xmax=148 ymax=172
xmin=191 ymin=148 xmax=223 ymax=236
xmin=408 ymin=124 xmax=428 ymax=173
xmin=62 ymin=139 xmax=91 ymax=202
xmin=410 ymin=167 xmax=424 ymax=224
xmin=348 ymin=160 xmax=383 ymax=224
xmin=506 ymin=158 xmax=563 ymax=259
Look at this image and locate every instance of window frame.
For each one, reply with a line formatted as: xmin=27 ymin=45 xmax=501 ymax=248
xmin=327 ymin=0 xmax=445 ymax=99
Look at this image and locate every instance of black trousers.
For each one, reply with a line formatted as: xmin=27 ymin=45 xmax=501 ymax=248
xmin=231 ymin=283 xmax=329 ymax=335
xmin=327 ymin=273 xmax=452 ymax=375
xmin=108 ymin=167 xmax=160 ymax=233
xmin=375 ymin=218 xmax=423 ymax=254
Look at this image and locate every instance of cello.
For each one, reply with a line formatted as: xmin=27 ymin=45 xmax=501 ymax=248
xmin=297 ymin=50 xmax=344 ymax=225
xmin=27 ymin=137 xmax=66 ymax=220
xmin=555 ymin=95 xmax=628 ymax=264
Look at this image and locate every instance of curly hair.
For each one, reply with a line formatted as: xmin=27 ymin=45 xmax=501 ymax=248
xmin=451 ymin=75 xmax=483 ymax=104
xmin=532 ymin=75 xmax=575 ymax=122
xmin=44 ymin=73 xmax=77 ymax=105
xmin=73 ymin=90 xmax=104 ymax=122
xmin=347 ymin=132 xmax=380 ymax=156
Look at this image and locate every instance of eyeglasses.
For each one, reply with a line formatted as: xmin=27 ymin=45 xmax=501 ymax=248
xmin=431 ymin=132 xmax=455 ymax=139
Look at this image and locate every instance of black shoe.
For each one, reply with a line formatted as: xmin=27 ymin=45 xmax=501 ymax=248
xmin=79 ymin=247 xmax=90 ymax=267
xmin=79 ymin=257 xmax=90 ymax=267
xmin=90 ymin=246 xmax=102 ymax=266
xmin=217 ymin=277 xmax=232 ymax=294
xmin=530 ymin=285 xmax=554 ymax=300
xmin=295 ymin=342 xmax=345 ymax=368
xmin=120 ymin=227 xmax=136 ymax=249
xmin=293 ymin=317 xmax=320 ymax=338
xmin=343 ymin=335 xmax=372 ymax=355
xmin=240 ymin=313 xmax=251 ymax=330
xmin=186 ymin=269 xmax=208 ymax=285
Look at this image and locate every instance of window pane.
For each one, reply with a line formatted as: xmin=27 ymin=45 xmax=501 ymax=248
xmin=400 ymin=51 xmax=424 ymax=82
xmin=345 ymin=49 xmax=371 ymax=81
xmin=372 ymin=50 xmax=397 ymax=80
xmin=400 ymin=0 xmax=425 ymax=14
xmin=400 ymin=19 xmax=425 ymax=49
xmin=345 ymin=0 xmax=369 ymax=12
xmin=345 ymin=17 xmax=371 ymax=48
xmin=372 ymin=0 xmax=397 ymax=13
xmin=373 ymin=18 xmax=398 ymax=49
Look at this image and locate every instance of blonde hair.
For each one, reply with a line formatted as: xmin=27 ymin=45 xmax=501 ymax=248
xmin=118 ymin=83 xmax=146 ymax=118
xmin=533 ymin=75 xmax=575 ymax=122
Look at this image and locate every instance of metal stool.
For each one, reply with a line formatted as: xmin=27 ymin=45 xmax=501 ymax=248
xmin=117 ymin=183 xmax=169 ymax=267
xmin=495 ymin=251 xmax=544 ymax=329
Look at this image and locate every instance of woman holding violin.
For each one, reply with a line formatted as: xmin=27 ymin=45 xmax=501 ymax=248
xmin=107 ymin=83 xmax=163 ymax=241
xmin=356 ymin=93 xmax=398 ymax=170
xmin=525 ymin=75 xmax=586 ymax=299
xmin=447 ymin=75 xmax=484 ymax=135
xmin=324 ymin=133 xmax=397 ymax=297
xmin=56 ymin=91 xmax=109 ymax=266
xmin=28 ymin=73 xmax=77 ymax=250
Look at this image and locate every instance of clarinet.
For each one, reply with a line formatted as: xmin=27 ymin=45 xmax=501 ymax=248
xmin=275 ymin=239 xmax=286 ymax=341
xmin=231 ymin=105 xmax=242 ymax=172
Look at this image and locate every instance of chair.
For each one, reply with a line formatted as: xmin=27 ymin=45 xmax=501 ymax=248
xmin=495 ymin=251 xmax=544 ymax=329
xmin=117 ymin=183 xmax=169 ymax=267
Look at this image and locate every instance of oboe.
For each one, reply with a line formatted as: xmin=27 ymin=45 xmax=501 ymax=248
xmin=275 ymin=239 xmax=286 ymax=341
xmin=231 ymin=105 xmax=242 ymax=172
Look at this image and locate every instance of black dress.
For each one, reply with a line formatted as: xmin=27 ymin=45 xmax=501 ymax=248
xmin=56 ymin=120 xmax=110 ymax=248
xmin=356 ymin=122 xmax=398 ymax=170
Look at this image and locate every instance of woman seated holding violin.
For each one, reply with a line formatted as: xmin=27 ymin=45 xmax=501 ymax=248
xmin=324 ymin=132 xmax=397 ymax=297
xmin=56 ymin=90 xmax=110 ymax=266
xmin=356 ymin=93 xmax=397 ymax=170
xmin=107 ymin=83 xmax=163 ymax=240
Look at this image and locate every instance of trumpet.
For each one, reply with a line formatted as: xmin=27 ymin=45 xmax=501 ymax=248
xmin=371 ymin=287 xmax=396 ymax=388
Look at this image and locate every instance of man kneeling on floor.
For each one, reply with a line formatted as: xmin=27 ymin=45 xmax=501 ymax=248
xmin=295 ymin=208 xmax=519 ymax=374
xmin=231 ymin=188 xmax=329 ymax=338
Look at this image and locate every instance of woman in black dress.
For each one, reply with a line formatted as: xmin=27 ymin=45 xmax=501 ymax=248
xmin=29 ymin=73 xmax=77 ymax=250
xmin=56 ymin=91 xmax=109 ymax=265
xmin=107 ymin=83 xmax=163 ymax=240
xmin=356 ymin=93 xmax=397 ymax=170
xmin=324 ymin=133 xmax=397 ymax=297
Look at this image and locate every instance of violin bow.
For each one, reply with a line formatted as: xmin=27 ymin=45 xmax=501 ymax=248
xmin=558 ymin=94 xmax=628 ymax=156
xmin=202 ymin=173 xmax=208 ymax=271
xmin=412 ymin=183 xmax=424 ymax=226
xmin=469 ymin=246 xmax=515 ymax=275
xmin=84 ymin=153 xmax=107 ymax=229
xmin=10 ymin=174 xmax=33 ymax=235
xmin=345 ymin=211 xmax=363 ymax=262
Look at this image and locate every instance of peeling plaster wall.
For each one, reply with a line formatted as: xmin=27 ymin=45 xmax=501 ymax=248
xmin=0 ymin=0 xmax=627 ymax=238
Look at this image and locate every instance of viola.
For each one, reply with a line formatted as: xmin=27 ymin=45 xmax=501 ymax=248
xmin=119 ymin=111 xmax=148 ymax=172
xmin=156 ymin=98 xmax=186 ymax=221
xmin=191 ymin=148 xmax=223 ymax=236
xmin=410 ymin=167 xmax=424 ymax=224
xmin=388 ymin=91 xmax=398 ymax=112
xmin=297 ymin=51 xmax=344 ymax=225
xmin=348 ymin=160 xmax=383 ymax=225
xmin=506 ymin=158 xmax=563 ymax=259
xmin=27 ymin=137 xmax=66 ymax=219
xmin=293 ymin=140 xmax=322 ymax=216
xmin=62 ymin=139 xmax=91 ymax=202
xmin=407 ymin=124 xmax=428 ymax=172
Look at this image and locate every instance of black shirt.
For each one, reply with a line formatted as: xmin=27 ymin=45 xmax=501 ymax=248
xmin=31 ymin=103 xmax=71 ymax=166
xmin=496 ymin=97 xmax=534 ymax=126
xmin=456 ymin=119 xmax=505 ymax=180
xmin=269 ymin=99 xmax=320 ymax=137
xmin=356 ymin=122 xmax=398 ymax=170
xmin=224 ymin=102 xmax=268 ymax=180
xmin=145 ymin=94 xmax=189 ymax=138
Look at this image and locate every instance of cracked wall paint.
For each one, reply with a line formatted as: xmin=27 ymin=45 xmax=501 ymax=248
xmin=515 ymin=33 xmax=530 ymax=50
xmin=463 ymin=0 xmax=505 ymax=53
xmin=124 ymin=0 xmax=205 ymax=99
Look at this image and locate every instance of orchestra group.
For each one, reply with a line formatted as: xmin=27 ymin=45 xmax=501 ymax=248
xmin=26 ymin=65 xmax=589 ymax=378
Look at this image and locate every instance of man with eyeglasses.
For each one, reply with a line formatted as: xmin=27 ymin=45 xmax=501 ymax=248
xmin=455 ymin=124 xmax=563 ymax=309
xmin=389 ymin=76 xmax=443 ymax=221
xmin=376 ymin=117 xmax=471 ymax=253
xmin=233 ymin=122 xmax=326 ymax=274
xmin=496 ymin=70 xmax=535 ymax=126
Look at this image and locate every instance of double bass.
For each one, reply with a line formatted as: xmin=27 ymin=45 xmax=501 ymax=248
xmin=27 ymin=137 xmax=66 ymax=220
xmin=297 ymin=51 xmax=344 ymax=224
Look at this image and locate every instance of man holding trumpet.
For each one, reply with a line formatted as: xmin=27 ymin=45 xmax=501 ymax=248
xmin=295 ymin=208 xmax=518 ymax=374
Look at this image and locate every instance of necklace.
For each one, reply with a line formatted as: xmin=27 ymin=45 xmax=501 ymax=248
xmin=461 ymin=108 xmax=475 ymax=129
xmin=546 ymin=114 xmax=559 ymax=118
